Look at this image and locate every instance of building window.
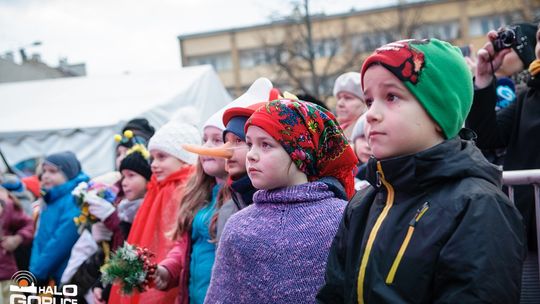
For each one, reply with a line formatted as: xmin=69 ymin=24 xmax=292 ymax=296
xmin=352 ymin=31 xmax=394 ymax=53
xmin=187 ymin=53 xmax=232 ymax=71
xmin=469 ymin=14 xmax=513 ymax=37
xmin=239 ymin=48 xmax=273 ymax=68
xmin=313 ymin=39 xmax=340 ymax=58
xmin=412 ymin=21 xmax=460 ymax=41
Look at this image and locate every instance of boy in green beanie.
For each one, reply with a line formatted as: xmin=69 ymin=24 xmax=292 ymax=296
xmin=317 ymin=39 xmax=525 ymax=303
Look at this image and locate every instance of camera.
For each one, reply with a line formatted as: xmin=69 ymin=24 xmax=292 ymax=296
xmin=492 ymin=26 xmax=517 ymax=52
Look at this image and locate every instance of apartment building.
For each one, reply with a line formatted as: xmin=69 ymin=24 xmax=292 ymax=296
xmin=178 ymin=0 xmax=540 ymax=98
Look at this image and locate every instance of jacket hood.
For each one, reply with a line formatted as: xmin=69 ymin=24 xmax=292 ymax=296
xmin=366 ymin=137 xmax=502 ymax=193
xmin=43 ymin=172 xmax=89 ymax=203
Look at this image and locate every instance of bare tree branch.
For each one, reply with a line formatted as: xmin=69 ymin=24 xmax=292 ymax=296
xmin=256 ymin=0 xmax=429 ymax=102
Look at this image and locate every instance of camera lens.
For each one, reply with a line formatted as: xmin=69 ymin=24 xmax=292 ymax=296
xmin=500 ymin=29 xmax=516 ymax=46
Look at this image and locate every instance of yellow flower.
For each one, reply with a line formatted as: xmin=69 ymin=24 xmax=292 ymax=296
xmin=308 ymin=120 xmax=318 ymax=132
xmin=114 ymin=134 xmax=122 ymax=142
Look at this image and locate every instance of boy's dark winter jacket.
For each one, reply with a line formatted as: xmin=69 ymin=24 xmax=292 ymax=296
xmin=317 ymin=137 xmax=525 ymax=304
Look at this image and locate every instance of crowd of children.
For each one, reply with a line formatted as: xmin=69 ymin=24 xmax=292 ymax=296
xmin=2 ymin=22 xmax=540 ymax=304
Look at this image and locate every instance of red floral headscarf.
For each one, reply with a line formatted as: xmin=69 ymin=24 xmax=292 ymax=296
xmin=245 ymin=99 xmax=358 ymax=199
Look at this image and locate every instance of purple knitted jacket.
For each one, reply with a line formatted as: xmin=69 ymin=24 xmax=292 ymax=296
xmin=204 ymin=182 xmax=347 ymax=304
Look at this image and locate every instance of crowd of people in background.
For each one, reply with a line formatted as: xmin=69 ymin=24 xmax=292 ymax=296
xmin=1 ymin=20 xmax=540 ymax=304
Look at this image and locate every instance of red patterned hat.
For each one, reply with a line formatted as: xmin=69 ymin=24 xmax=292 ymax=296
xmin=245 ymin=99 xmax=358 ymax=199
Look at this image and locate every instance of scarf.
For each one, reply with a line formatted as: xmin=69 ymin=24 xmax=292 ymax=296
xmin=108 ymin=166 xmax=194 ymax=304
xmin=245 ymin=99 xmax=358 ymax=199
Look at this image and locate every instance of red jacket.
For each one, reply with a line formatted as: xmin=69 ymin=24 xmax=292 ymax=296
xmin=108 ymin=166 xmax=193 ymax=304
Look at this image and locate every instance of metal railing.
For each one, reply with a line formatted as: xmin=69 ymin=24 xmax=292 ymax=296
xmin=502 ymin=169 xmax=540 ymax=275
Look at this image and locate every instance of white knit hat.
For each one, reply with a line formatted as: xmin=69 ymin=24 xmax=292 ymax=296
xmin=148 ymin=122 xmax=201 ymax=164
xmin=333 ymin=72 xmax=363 ymax=99
xmin=351 ymin=113 xmax=367 ymax=142
xmin=202 ymin=77 xmax=274 ymax=131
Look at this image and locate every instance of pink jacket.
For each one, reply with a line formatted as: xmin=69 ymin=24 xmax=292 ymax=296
xmin=0 ymin=200 xmax=34 ymax=280
xmin=159 ymin=232 xmax=191 ymax=304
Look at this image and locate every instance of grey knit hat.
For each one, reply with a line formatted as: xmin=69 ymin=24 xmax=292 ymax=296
xmin=333 ymin=72 xmax=363 ymax=99
xmin=44 ymin=151 xmax=81 ymax=180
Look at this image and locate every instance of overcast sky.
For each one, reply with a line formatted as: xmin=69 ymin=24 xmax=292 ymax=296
xmin=0 ymin=0 xmax=397 ymax=76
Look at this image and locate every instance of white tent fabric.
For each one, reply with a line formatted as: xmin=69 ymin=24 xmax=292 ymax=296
xmin=0 ymin=65 xmax=231 ymax=177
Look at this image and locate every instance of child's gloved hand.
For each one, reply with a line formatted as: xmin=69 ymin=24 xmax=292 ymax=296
xmin=91 ymin=222 xmax=113 ymax=242
xmin=153 ymin=265 xmax=171 ymax=290
xmin=86 ymin=192 xmax=115 ymax=221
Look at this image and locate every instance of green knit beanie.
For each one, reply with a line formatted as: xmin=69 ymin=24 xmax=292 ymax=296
xmin=361 ymin=38 xmax=473 ymax=139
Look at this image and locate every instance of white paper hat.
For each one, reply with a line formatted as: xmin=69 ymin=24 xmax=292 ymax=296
xmin=202 ymin=77 xmax=273 ymax=131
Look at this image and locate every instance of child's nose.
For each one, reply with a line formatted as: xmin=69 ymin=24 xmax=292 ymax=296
xmin=365 ymin=102 xmax=381 ymax=124
xmin=246 ymin=149 xmax=257 ymax=163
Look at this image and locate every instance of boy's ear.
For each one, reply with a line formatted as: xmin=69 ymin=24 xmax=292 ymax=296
xmin=435 ymin=124 xmax=445 ymax=137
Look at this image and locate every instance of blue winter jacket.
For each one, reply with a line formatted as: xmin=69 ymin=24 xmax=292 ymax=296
xmin=189 ymin=183 xmax=220 ymax=304
xmin=30 ymin=172 xmax=89 ymax=283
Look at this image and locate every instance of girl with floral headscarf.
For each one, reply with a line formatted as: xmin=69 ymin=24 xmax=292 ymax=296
xmin=204 ymin=99 xmax=357 ymax=303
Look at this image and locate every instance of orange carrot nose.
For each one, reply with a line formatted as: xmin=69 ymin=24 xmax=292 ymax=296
xmin=182 ymin=142 xmax=234 ymax=159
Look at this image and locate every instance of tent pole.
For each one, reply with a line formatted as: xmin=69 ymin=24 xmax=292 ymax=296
xmin=0 ymin=147 xmax=15 ymax=174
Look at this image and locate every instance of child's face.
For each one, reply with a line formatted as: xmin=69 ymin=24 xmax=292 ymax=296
xmin=354 ymin=136 xmax=371 ymax=164
xmin=40 ymin=163 xmax=67 ymax=190
xmin=201 ymin=126 xmax=227 ymax=180
xmin=224 ymin=132 xmax=248 ymax=179
xmin=121 ymin=169 xmax=147 ymax=201
xmin=115 ymin=145 xmax=129 ymax=170
xmin=336 ymin=91 xmax=366 ymax=123
xmin=245 ymin=126 xmax=307 ymax=190
xmin=363 ymin=65 xmax=444 ymax=160
xmin=498 ymin=49 xmax=524 ymax=77
xmin=150 ymin=149 xmax=185 ymax=181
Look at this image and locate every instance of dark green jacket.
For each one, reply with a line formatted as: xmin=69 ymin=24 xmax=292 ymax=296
xmin=317 ymin=137 xmax=525 ymax=304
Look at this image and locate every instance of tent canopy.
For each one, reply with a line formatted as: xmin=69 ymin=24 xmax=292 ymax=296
xmin=0 ymin=65 xmax=231 ymax=177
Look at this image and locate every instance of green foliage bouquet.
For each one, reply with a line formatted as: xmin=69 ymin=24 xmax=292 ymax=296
xmin=101 ymin=242 xmax=157 ymax=294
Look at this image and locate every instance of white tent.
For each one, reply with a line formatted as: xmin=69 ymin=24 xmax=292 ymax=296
xmin=0 ymin=65 xmax=231 ymax=177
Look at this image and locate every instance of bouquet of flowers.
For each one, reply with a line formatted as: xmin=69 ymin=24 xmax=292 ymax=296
xmin=101 ymin=242 xmax=157 ymax=294
xmin=72 ymin=171 xmax=121 ymax=233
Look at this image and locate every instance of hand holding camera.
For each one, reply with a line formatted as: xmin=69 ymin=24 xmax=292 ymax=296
xmin=475 ymin=29 xmax=514 ymax=89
